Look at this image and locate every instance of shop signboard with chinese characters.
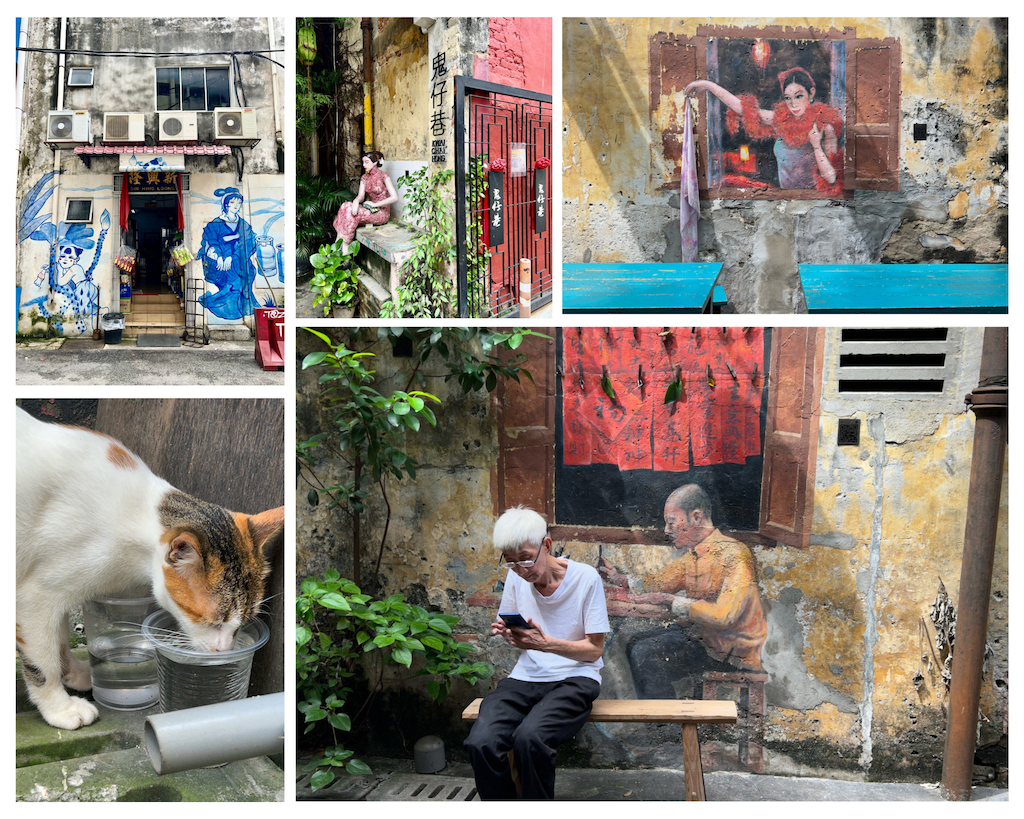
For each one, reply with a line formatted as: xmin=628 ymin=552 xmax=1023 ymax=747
xmin=487 ymin=165 xmax=505 ymax=247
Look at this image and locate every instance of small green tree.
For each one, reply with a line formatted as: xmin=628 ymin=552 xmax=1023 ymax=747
xmin=298 ymin=325 xmax=549 ymax=591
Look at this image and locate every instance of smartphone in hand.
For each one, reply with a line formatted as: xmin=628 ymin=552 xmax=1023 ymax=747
xmin=498 ymin=612 xmax=533 ymax=629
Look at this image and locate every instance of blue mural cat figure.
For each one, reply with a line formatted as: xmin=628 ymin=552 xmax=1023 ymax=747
xmin=198 ymin=188 xmax=259 ymax=321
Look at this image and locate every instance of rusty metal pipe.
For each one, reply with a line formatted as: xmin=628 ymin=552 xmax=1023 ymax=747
xmin=940 ymin=327 xmax=1007 ymax=800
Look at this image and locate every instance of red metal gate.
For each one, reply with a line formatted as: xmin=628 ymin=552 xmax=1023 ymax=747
xmin=454 ymin=76 xmax=552 ymax=318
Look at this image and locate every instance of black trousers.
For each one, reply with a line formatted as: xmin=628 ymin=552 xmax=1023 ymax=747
xmin=464 ymin=675 xmax=600 ymax=800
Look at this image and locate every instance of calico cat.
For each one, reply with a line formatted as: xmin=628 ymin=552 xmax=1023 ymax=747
xmin=16 ymin=407 xmax=284 ymax=730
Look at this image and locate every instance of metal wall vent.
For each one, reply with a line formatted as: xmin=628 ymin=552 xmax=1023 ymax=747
xmin=837 ymin=328 xmax=951 ymax=393
xmin=837 ymin=418 xmax=861 ymax=446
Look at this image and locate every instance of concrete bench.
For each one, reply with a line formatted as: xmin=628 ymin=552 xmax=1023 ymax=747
xmin=351 ymin=221 xmax=422 ymax=317
xmin=563 ymin=263 xmax=725 ymax=313
xmin=462 ymin=697 xmax=737 ymax=800
xmin=799 ymin=263 xmax=1008 ymax=313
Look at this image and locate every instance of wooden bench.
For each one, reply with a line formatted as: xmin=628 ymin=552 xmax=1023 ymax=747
xmin=563 ymin=263 xmax=725 ymax=313
xmin=462 ymin=697 xmax=737 ymax=800
xmin=799 ymin=263 xmax=1008 ymax=313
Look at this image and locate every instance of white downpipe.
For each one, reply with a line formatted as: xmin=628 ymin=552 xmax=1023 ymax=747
xmin=144 ymin=692 xmax=285 ymax=775
xmin=267 ymin=17 xmax=282 ymax=143
xmin=15 ymin=18 xmax=30 ymax=161
xmin=51 ymin=18 xmax=67 ymax=287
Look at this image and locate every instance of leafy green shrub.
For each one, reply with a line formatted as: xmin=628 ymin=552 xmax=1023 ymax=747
xmin=297 ymin=570 xmax=494 ymax=790
xmin=379 ymin=167 xmax=457 ymax=318
xmin=309 ymin=238 xmax=361 ymax=316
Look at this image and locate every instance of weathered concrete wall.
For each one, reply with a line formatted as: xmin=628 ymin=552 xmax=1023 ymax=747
xmin=366 ymin=17 xmax=552 ymax=165
xmin=16 ymin=18 xmax=285 ymax=336
xmin=758 ymin=328 xmax=1008 ymax=780
xmin=296 ymin=326 xmax=1008 ymax=782
xmin=562 ymin=18 xmax=1008 ymax=313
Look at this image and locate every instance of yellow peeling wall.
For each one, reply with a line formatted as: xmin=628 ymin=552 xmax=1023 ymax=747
xmin=753 ymin=326 xmax=1008 ymax=778
xmin=369 ymin=18 xmax=430 ymax=163
xmin=563 ymin=18 xmax=1008 ymax=312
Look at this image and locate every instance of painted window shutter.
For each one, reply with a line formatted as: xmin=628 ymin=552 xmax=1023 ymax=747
xmin=845 ymin=38 xmax=901 ymax=190
xmin=759 ymin=327 xmax=825 ymax=548
xmin=496 ymin=329 xmax=556 ymax=520
xmin=649 ymin=33 xmax=704 ymax=190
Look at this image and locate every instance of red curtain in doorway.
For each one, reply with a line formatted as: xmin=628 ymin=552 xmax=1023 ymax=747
xmin=119 ymin=174 xmax=131 ymax=232
xmin=176 ymin=173 xmax=184 ymax=231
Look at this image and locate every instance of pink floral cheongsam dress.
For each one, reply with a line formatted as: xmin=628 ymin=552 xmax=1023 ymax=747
xmin=333 ymin=167 xmax=392 ymax=242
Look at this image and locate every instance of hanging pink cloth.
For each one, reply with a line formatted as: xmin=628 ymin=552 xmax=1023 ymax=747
xmin=680 ymin=96 xmax=700 ymax=262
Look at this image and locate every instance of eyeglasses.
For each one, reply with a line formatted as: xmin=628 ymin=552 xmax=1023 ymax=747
xmin=498 ymin=547 xmax=542 ymax=570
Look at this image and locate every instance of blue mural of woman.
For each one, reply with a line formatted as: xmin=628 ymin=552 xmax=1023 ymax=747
xmin=198 ymin=187 xmax=259 ymax=321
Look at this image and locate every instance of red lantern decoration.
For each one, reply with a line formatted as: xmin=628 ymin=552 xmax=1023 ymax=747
xmin=751 ymin=39 xmax=770 ymax=76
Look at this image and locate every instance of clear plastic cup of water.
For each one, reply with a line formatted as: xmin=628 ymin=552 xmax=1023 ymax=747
xmin=141 ymin=610 xmax=269 ymax=713
xmin=83 ymin=589 xmax=160 ymax=710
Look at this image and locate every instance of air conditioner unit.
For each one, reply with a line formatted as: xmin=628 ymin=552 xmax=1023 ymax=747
xmin=46 ymin=110 xmax=91 ymax=144
xmin=103 ymin=112 xmax=145 ymax=143
xmin=213 ymin=107 xmax=258 ymax=143
xmin=158 ymin=111 xmax=198 ymax=142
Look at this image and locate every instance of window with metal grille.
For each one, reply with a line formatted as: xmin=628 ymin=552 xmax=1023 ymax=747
xmin=837 ymin=328 xmax=951 ymax=393
xmin=156 ymin=66 xmax=230 ymax=112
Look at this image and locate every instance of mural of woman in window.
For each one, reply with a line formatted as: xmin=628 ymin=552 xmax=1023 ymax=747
xmin=686 ymin=65 xmax=844 ymax=196
xmin=333 ymin=150 xmax=398 ymax=254
xmin=199 ymin=187 xmax=259 ymax=321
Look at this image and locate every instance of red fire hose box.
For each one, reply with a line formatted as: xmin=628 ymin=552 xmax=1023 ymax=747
xmin=254 ymin=307 xmax=284 ymax=371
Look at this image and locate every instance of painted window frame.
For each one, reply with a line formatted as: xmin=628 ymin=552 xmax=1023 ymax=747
xmin=155 ymin=65 xmax=231 ymax=113
xmin=649 ymin=25 xmax=900 ymax=200
xmin=494 ymin=328 xmax=824 ymax=550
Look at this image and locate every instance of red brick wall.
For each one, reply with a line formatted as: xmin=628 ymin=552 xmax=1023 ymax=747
xmin=488 ymin=17 xmax=552 ymax=95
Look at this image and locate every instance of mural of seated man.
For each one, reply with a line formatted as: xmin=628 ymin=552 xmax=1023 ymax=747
xmin=599 ymin=483 xmax=765 ymax=699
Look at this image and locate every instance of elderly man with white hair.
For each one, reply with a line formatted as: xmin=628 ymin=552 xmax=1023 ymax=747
xmin=464 ymin=506 xmax=609 ymax=800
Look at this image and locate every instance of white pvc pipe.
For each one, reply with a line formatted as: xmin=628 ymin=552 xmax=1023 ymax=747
xmin=144 ymin=692 xmax=284 ymax=775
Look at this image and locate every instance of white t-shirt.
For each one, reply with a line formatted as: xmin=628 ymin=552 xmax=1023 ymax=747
xmin=499 ymin=559 xmax=610 ymax=683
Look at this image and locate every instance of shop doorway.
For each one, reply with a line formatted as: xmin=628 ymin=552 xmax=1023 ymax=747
xmin=129 ymin=193 xmax=180 ymax=294
xmin=124 ymin=192 xmax=186 ymax=335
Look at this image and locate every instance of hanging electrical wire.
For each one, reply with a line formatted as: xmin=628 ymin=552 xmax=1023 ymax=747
xmin=16 ymin=46 xmax=285 ymax=68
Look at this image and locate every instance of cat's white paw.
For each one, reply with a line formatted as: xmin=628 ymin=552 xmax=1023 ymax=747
xmin=42 ymin=696 xmax=99 ymax=730
xmin=63 ymin=657 xmax=93 ymax=691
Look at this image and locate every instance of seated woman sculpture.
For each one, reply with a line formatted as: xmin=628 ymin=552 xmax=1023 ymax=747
xmin=333 ymin=150 xmax=399 ymax=253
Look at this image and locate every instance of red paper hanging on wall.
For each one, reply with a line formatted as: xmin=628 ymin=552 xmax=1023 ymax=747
xmin=562 ymin=327 xmax=764 ymax=472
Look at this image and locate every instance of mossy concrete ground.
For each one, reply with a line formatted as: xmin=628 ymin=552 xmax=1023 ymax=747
xmin=16 ymin=659 xmax=284 ymax=802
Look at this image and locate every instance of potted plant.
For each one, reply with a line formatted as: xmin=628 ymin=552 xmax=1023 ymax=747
xmin=309 ymin=239 xmax=361 ymax=317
